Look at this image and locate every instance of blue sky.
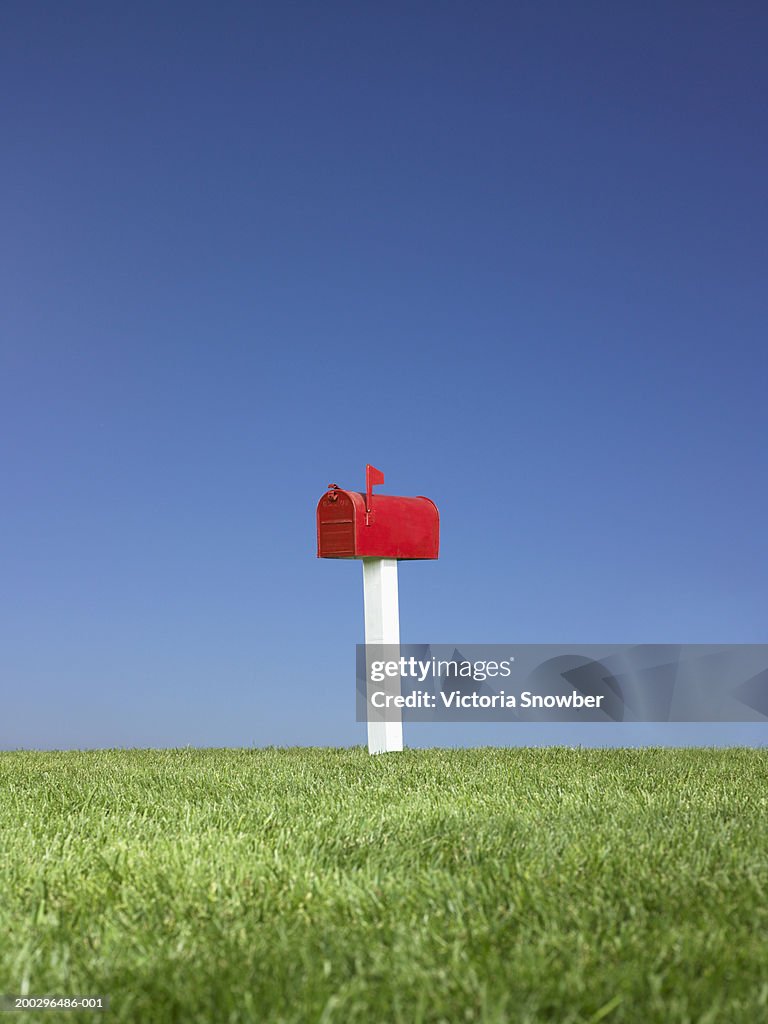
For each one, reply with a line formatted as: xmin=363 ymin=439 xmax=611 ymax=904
xmin=2 ymin=1 xmax=766 ymax=748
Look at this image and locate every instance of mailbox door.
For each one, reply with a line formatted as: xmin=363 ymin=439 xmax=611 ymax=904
xmin=316 ymin=489 xmax=356 ymax=557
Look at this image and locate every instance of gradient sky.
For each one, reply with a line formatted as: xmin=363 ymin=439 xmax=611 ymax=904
xmin=2 ymin=1 xmax=766 ymax=749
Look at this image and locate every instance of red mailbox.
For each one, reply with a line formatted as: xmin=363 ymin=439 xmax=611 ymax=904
xmin=317 ymin=465 xmax=439 ymax=560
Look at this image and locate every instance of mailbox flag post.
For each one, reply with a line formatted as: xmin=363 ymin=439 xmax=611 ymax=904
xmin=316 ymin=464 xmax=440 ymax=755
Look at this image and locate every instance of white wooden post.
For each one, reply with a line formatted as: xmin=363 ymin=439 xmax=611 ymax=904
xmin=362 ymin=557 xmax=403 ymax=754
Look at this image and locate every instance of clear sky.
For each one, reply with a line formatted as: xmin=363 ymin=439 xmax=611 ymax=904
xmin=2 ymin=2 xmax=766 ymax=749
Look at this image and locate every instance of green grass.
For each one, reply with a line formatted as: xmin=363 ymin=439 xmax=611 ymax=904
xmin=1 ymin=748 xmax=767 ymax=1023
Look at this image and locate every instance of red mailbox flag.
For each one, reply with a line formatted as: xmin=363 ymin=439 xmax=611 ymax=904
xmin=365 ymin=464 xmax=384 ymax=514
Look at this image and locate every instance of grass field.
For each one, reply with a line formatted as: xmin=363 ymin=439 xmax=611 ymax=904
xmin=1 ymin=747 xmax=767 ymax=1023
